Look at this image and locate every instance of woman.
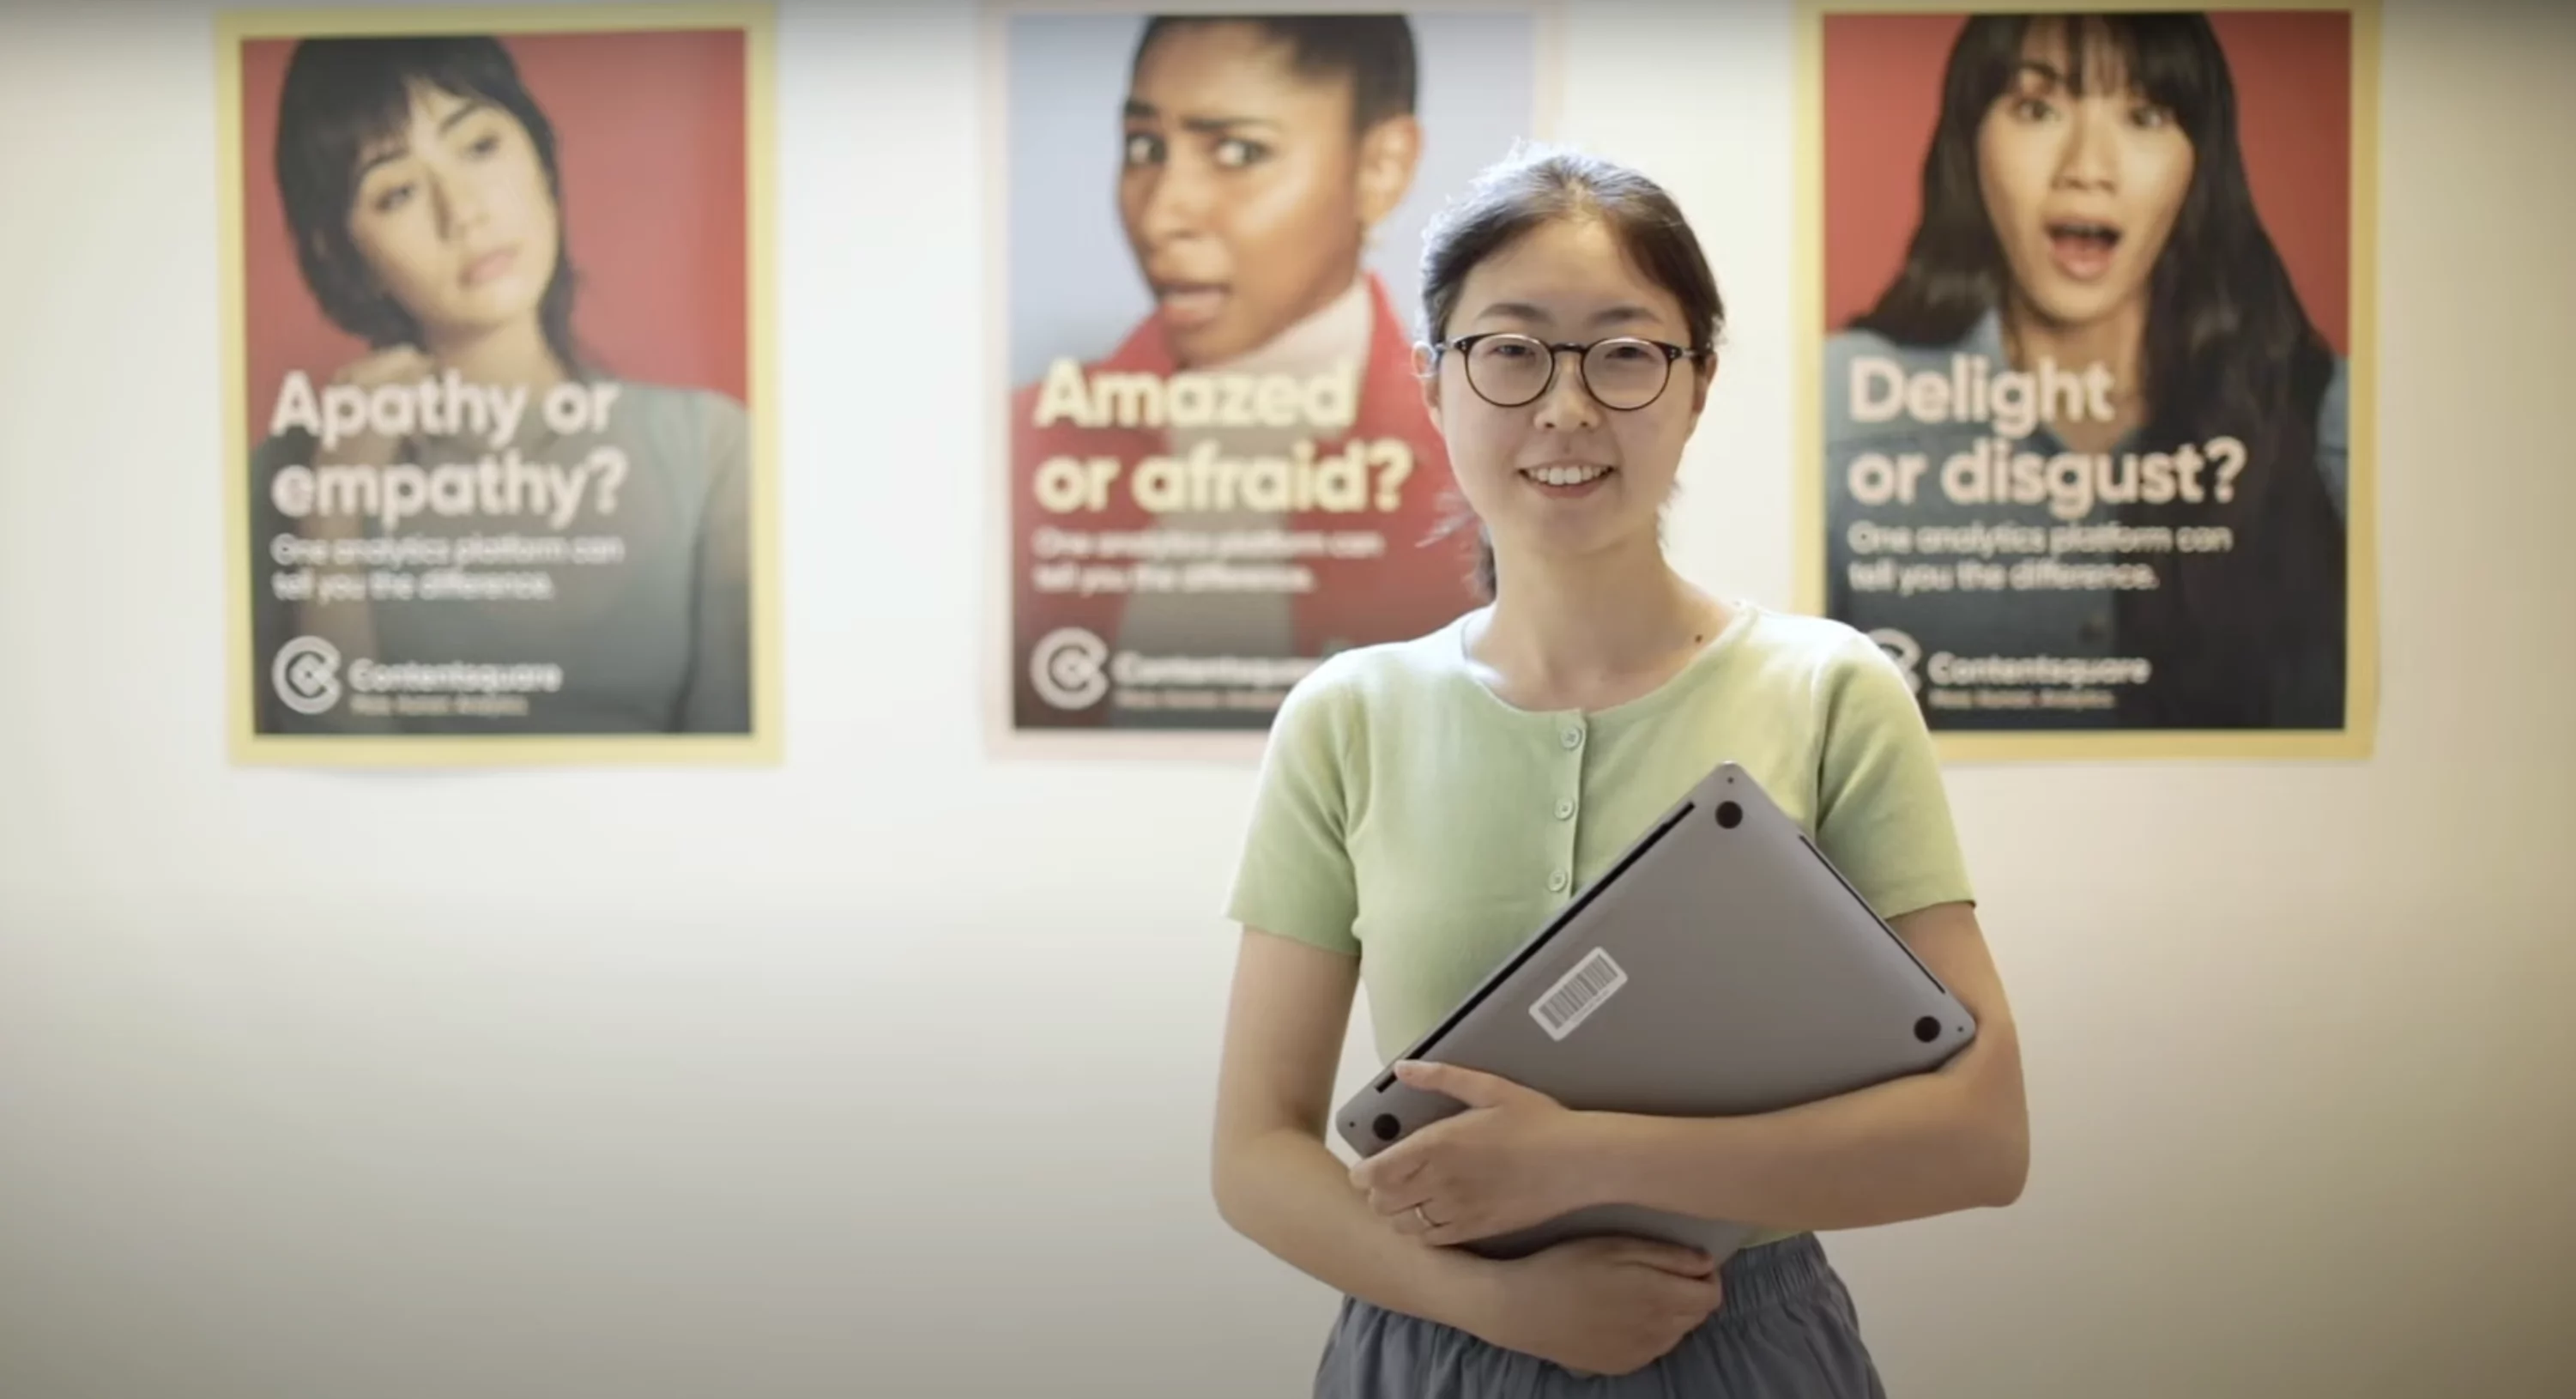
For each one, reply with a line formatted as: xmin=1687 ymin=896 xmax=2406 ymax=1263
xmin=1212 ymin=144 xmax=2029 ymax=1396
xmin=1826 ymin=13 xmax=2349 ymax=730
xmin=1007 ymin=15 xmax=1472 ymax=730
xmin=248 ymin=35 xmax=750 ymax=736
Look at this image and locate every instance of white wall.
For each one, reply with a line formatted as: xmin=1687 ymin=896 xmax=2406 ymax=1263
xmin=3 ymin=2 xmax=2571 ymax=1396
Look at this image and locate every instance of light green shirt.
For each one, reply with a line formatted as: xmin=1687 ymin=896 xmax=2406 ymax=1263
xmin=1225 ymin=599 xmax=1976 ymax=1250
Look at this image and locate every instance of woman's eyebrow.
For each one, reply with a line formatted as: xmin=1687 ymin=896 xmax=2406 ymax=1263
xmin=1121 ymin=98 xmax=1284 ymax=136
xmin=356 ymin=139 xmax=413 ymax=179
xmin=2009 ymin=57 xmax=2132 ymax=98
xmin=2009 ymin=58 xmax=2069 ymax=90
xmin=1472 ymin=301 xmax=1663 ymax=330
xmin=438 ymin=97 xmax=495 ymax=134
xmin=354 ymin=98 xmax=495 ymax=179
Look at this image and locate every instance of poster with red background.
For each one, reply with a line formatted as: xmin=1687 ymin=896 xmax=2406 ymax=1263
xmin=1808 ymin=4 xmax=2373 ymax=755
xmin=223 ymin=9 xmax=772 ymax=763
xmin=990 ymin=9 xmax=1553 ymax=739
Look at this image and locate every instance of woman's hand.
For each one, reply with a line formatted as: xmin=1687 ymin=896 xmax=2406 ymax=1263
xmin=1466 ymin=1235 xmax=1724 ymax=1378
xmin=1348 ymin=1060 xmax=1599 ymax=1247
xmin=315 ymin=345 xmax=437 ymax=469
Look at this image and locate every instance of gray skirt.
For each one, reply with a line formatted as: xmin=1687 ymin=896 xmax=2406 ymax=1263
xmin=1311 ymin=1233 xmax=1884 ymax=1398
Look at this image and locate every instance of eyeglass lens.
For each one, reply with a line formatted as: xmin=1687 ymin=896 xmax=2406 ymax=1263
xmin=1464 ymin=335 xmax=1671 ymax=409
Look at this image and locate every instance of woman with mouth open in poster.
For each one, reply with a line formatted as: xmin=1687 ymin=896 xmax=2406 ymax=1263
xmin=1822 ymin=11 xmax=2353 ymax=735
xmin=242 ymin=32 xmax=753 ymax=741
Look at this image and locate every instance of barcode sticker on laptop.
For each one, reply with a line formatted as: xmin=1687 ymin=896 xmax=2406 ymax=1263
xmin=1529 ymin=947 xmax=1629 ymax=1041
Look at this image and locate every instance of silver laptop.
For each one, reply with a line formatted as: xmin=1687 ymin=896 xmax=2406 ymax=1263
xmin=1333 ymin=760 xmax=1977 ymax=1263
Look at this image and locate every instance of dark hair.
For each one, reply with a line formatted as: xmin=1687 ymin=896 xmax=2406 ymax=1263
xmin=1133 ymin=15 xmax=1418 ymax=132
xmin=273 ymin=36 xmax=586 ymax=374
xmin=1414 ymin=145 xmax=1726 ymax=599
xmin=1850 ymin=15 xmax=2345 ymax=728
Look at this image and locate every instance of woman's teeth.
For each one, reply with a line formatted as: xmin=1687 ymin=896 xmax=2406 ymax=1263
xmin=1526 ymin=464 xmax=1610 ymax=487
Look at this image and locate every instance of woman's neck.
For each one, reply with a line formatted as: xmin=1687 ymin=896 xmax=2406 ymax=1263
xmin=1200 ymin=270 xmax=1370 ymax=376
xmin=1472 ymin=536 xmax=1727 ymax=712
xmin=2001 ymin=293 xmax=2148 ymax=452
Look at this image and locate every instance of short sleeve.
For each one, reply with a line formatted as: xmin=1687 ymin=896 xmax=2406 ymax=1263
xmin=1812 ymin=633 xmax=1976 ymax=920
xmin=1224 ymin=667 xmax=1363 ymax=957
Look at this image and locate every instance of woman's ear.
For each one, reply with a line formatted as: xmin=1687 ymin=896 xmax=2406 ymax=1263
xmin=1687 ymin=349 xmax=1719 ymax=416
xmin=1355 ymin=114 xmax=1424 ymax=229
xmin=1412 ymin=340 xmax=1444 ymax=425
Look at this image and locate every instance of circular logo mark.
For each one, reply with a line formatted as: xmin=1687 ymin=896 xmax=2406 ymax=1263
xmin=272 ymin=635 xmax=344 ymax=715
xmin=1029 ymin=627 xmax=1110 ymax=711
xmin=1866 ymin=628 xmax=1923 ymax=696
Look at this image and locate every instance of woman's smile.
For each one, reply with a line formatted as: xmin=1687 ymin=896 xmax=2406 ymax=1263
xmin=1521 ymin=462 xmax=1616 ymax=498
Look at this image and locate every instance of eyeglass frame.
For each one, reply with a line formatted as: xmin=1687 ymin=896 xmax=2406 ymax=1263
xmin=1431 ymin=331 xmax=1714 ymax=412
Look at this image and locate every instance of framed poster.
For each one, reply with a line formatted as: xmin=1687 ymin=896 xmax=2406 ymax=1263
xmin=983 ymin=3 xmax=1564 ymax=754
xmin=1795 ymin=0 xmax=2378 ymax=760
xmin=218 ymin=4 xmax=778 ymax=766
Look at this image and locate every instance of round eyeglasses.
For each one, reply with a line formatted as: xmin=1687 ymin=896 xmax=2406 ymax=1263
xmin=1439 ymin=332 xmax=1705 ymax=412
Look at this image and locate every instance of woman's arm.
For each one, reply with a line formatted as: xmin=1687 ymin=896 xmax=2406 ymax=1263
xmin=680 ymin=392 xmax=753 ymax=733
xmin=1578 ymin=900 xmax=2028 ymax=1231
xmin=1210 ymin=927 xmax=1503 ymax=1331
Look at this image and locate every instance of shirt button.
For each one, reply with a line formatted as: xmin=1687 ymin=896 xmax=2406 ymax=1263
xmin=1553 ymin=799 xmax=1575 ymax=821
xmin=1547 ymin=869 xmax=1569 ymax=893
xmin=1560 ymin=727 xmax=1582 ymax=750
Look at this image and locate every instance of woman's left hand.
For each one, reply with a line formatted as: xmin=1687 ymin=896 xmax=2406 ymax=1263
xmin=1349 ymin=1060 xmax=1597 ymax=1248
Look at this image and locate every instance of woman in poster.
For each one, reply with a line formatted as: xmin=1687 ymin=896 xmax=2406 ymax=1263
xmin=247 ymin=34 xmax=751 ymax=736
xmin=1824 ymin=12 xmax=2349 ymax=731
xmin=1007 ymin=14 xmax=1478 ymax=730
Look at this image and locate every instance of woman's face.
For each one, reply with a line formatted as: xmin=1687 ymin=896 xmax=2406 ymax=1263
xmin=1974 ymin=21 xmax=2196 ymax=330
xmin=1419 ymin=216 xmax=1709 ymax=576
xmin=345 ymin=80 xmax=559 ymax=348
xmin=1118 ymin=22 xmax=1395 ymax=367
